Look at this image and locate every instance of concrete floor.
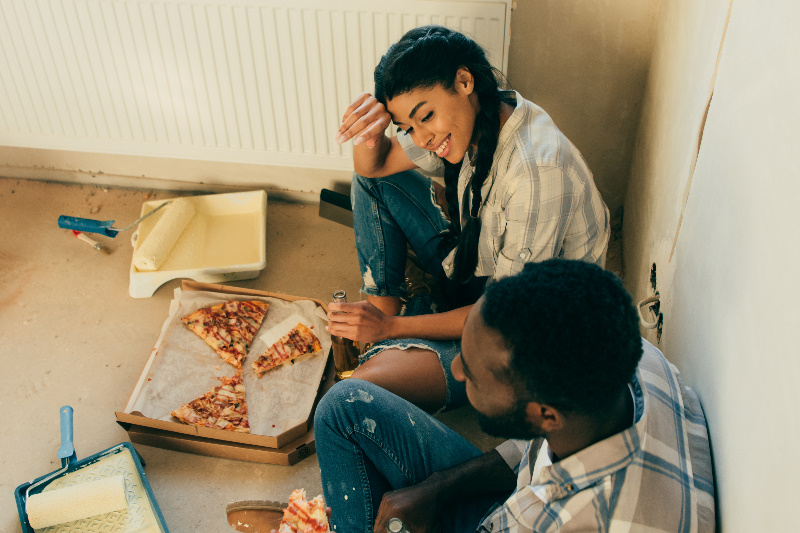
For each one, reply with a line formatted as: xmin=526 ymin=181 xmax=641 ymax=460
xmin=1 ymin=177 xmax=507 ymax=532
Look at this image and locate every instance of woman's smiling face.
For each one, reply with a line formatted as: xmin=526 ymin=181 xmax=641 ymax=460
xmin=386 ymin=68 xmax=480 ymax=164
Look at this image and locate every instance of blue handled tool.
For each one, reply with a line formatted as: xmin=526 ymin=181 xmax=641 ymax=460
xmin=15 ymin=406 xmax=170 ymax=531
xmin=24 ymin=406 xmax=76 ymax=509
xmin=58 ymin=201 xmax=171 ymax=237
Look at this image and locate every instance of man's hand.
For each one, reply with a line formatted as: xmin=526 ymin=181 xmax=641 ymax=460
xmin=336 ymin=92 xmax=392 ymax=149
xmin=374 ymin=484 xmax=442 ymax=533
xmin=327 ymin=300 xmax=395 ymax=343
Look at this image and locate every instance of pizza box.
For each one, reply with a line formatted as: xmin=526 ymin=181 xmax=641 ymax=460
xmin=115 ymin=281 xmax=334 ymax=465
xmin=128 ymin=190 xmax=268 ymax=298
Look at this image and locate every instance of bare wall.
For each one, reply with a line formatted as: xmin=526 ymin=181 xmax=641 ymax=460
xmin=507 ymin=0 xmax=660 ymax=215
xmin=623 ymin=0 xmax=800 ymax=529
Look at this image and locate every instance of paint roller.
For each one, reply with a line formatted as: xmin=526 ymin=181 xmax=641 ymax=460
xmin=132 ymin=197 xmax=195 ymax=271
xmin=26 ymin=475 xmax=128 ymax=529
xmin=19 ymin=406 xmax=130 ymax=529
xmin=58 ymin=197 xmax=196 ymax=271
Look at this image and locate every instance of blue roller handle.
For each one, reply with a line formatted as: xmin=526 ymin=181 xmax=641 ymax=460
xmin=58 ymin=406 xmax=76 ymax=465
xmin=58 ymin=215 xmax=119 ymax=237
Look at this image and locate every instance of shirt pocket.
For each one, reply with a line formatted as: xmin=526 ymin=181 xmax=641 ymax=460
xmin=483 ymin=203 xmax=506 ymax=260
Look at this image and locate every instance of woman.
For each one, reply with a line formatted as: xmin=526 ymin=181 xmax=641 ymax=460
xmin=328 ymin=25 xmax=609 ymax=413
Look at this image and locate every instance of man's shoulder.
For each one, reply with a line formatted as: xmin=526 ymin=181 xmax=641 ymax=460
xmin=633 ymin=337 xmax=716 ymax=532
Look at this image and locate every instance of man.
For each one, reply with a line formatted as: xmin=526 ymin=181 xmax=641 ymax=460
xmin=314 ymin=259 xmax=715 ymax=532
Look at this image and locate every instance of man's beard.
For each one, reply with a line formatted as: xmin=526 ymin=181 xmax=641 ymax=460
xmin=477 ymin=398 xmax=543 ymax=440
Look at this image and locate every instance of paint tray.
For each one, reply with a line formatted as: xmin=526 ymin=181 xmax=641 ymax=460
xmin=15 ymin=407 xmax=169 ymax=532
xmin=129 ymin=190 xmax=267 ymax=298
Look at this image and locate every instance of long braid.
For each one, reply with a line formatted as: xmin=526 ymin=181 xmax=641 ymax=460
xmin=448 ymin=86 xmax=502 ymax=283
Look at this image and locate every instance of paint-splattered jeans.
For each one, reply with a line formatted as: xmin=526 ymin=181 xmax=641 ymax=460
xmin=351 ymin=170 xmax=450 ymax=299
xmin=315 ymin=379 xmax=506 ymax=533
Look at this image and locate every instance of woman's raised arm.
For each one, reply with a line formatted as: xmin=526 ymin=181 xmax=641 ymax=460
xmin=336 ymin=92 xmax=416 ymax=178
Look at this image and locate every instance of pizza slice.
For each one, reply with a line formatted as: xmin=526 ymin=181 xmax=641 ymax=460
xmin=182 ymin=300 xmax=270 ymax=368
xmin=171 ymin=372 xmax=250 ymax=433
xmin=251 ymin=323 xmax=322 ymax=377
xmin=278 ymin=489 xmax=329 ymax=533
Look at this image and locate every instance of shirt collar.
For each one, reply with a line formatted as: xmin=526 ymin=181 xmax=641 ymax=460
xmin=531 ymin=371 xmax=648 ymax=502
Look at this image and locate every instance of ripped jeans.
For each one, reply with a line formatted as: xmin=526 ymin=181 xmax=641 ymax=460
xmin=351 ymin=170 xmax=450 ymax=299
xmin=315 ymin=379 xmax=505 ymax=533
xmin=351 ymin=171 xmax=470 ymax=411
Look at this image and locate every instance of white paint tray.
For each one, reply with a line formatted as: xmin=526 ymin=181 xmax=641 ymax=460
xmin=129 ymin=191 xmax=267 ymax=298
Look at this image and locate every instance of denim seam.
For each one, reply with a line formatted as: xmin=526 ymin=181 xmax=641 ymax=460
xmin=345 ymin=424 xmax=415 ymax=485
xmin=352 ymin=443 xmax=373 ymax=533
xmin=373 ymin=195 xmax=388 ymax=295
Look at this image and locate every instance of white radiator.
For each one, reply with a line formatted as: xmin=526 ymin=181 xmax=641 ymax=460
xmin=0 ymin=0 xmax=511 ymax=172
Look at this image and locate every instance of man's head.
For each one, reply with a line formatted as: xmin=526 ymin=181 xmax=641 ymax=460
xmin=453 ymin=259 xmax=643 ymax=440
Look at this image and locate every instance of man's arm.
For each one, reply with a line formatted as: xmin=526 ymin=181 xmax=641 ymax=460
xmin=373 ymin=449 xmax=517 ymax=533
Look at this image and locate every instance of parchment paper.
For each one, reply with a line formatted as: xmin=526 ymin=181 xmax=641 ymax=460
xmin=128 ymin=288 xmax=330 ymax=436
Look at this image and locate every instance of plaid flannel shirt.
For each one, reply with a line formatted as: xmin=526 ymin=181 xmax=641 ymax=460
xmin=478 ymin=339 xmax=716 ymax=532
xmin=398 ymin=92 xmax=609 ymax=281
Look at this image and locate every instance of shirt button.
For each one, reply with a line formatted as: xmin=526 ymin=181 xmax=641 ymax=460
xmin=519 ymin=251 xmax=528 ymax=259
xmin=565 ymin=483 xmax=574 ymax=492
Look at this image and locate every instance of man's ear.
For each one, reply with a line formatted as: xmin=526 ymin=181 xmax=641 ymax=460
xmin=454 ymin=67 xmax=474 ymax=95
xmin=525 ymin=401 xmax=564 ymax=433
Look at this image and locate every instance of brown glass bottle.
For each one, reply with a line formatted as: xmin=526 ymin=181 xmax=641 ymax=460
xmin=330 ymin=290 xmax=360 ymax=380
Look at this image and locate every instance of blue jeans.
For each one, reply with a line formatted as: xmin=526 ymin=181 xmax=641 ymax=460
xmin=351 ymin=171 xmax=469 ymax=411
xmin=352 ymin=170 xmax=450 ymax=299
xmin=314 ymin=379 xmax=506 ymax=533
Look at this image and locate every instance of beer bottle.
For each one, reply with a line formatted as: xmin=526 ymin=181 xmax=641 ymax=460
xmin=330 ymin=290 xmax=361 ymax=380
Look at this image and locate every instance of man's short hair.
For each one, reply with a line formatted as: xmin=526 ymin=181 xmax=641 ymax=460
xmin=481 ymin=259 xmax=643 ymax=415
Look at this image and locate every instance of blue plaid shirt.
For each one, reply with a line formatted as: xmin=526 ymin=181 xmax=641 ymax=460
xmin=480 ymin=339 xmax=715 ymax=532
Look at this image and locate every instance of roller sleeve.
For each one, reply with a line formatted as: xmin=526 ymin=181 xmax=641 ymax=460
xmin=27 ymin=475 xmax=128 ymax=529
xmin=133 ymin=198 xmax=195 ymax=271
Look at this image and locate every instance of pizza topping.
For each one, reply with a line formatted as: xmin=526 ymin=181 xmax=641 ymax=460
xmin=182 ymin=300 xmax=270 ymax=368
xmin=171 ymin=372 xmax=250 ymax=433
xmin=251 ymin=323 xmax=322 ymax=377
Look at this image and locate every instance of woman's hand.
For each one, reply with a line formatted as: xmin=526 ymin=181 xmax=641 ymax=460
xmin=336 ymin=92 xmax=392 ymax=149
xmin=373 ymin=485 xmax=441 ymax=533
xmin=327 ymin=301 xmax=395 ymax=343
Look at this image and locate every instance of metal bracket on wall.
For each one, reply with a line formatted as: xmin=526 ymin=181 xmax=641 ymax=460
xmin=637 ymin=294 xmax=661 ymax=329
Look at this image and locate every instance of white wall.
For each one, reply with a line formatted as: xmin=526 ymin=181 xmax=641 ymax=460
xmin=624 ymin=0 xmax=800 ymax=529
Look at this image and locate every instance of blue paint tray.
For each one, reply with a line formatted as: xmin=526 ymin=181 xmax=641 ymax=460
xmin=14 ymin=406 xmax=169 ymax=532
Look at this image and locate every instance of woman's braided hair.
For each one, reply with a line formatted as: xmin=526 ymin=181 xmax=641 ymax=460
xmin=374 ymin=25 xmax=507 ymax=284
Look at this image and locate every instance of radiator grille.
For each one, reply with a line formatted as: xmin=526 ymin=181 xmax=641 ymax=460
xmin=0 ymin=0 xmax=511 ymax=170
